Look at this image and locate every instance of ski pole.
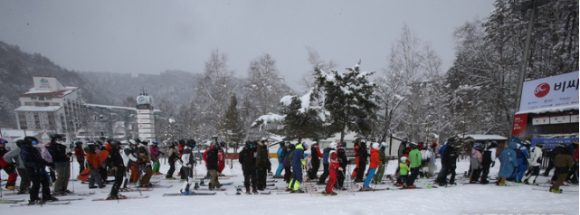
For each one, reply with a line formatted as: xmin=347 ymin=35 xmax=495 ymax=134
xmin=71 ymin=157 xmax=75 ymax=193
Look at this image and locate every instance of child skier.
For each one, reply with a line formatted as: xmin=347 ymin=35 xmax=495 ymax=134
xmin=322 ymin=142 xmax=338 ymax=195
xmin=396 ymin=157 xmax=410 ymax=187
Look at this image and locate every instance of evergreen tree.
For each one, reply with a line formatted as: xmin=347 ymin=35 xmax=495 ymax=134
xmin=314 ymin=61 xmax=378 ymax=142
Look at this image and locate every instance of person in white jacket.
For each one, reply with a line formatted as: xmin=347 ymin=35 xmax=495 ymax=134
xmin=180 ymin=140 xmax=197 ymax=195
xmin=523 ymin=142 xmax=543 ymax=184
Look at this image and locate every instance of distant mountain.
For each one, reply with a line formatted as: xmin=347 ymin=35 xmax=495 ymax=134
xmin=0 ymin=40 xmax=105 ymax=128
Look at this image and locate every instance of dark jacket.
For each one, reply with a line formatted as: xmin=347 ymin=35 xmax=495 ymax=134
xmin=106 ymin=147 xmax=124 ymax=169
xmin=239 ymin=147 xmax=256 ymax=171
xmin=207 ymin=147 xmax=218 ymax=170
xmin=49 ymin=141 xmax=68 ymax=163
xmin=255 ymin=144 xmax=270 ymax=168
xmin=358 ymin=143 xmax=368 ymax=163
xmin=443 ymin=145 xmax=458 ymax=167
xmin=337 ymin=147 xmax=348 ymax=169
xmin=20 ymin=144 xmax=48 ymax=175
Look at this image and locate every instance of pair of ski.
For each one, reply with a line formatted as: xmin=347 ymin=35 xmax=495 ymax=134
xmin=92 ymin=195 xmax=150 ymax=201
xmin=10 ymin=197 xmax=84 ymax=207
xmin=53 ymin=191 xmax=96 ymax=196
xmin=163 ymin=192 xmax=216 ymax=196
xmin=0 ymin=199 xmax=24 ymax=204
xmin=531 ymin=188 xmax=578 ymax=193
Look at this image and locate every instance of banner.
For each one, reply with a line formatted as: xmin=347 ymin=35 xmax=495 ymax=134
xmin=512 ymin=114 xmax=528 ymax=140
xmin=519 ymin=71 xmax=579 ymax=112
xmin=531 ymin=137 xmax=578 ymax=149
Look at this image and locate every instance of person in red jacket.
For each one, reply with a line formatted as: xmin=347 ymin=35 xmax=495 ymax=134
xmin=361 ymin=142 xmax=381 ymax=191
xmin=351 ymin=139 xmax=361 ymax=180
xmin=202 ymin=144 xmax=215 ymax=179
xmin=323 ymin=142 xmax=339 ymax=195
xmin=217 ymin=142 xmax=226 ymax=174
xmin=0 ymin=138 xmax=19 ymax=190
xmin=74 ymin=141 xmax=85 ymax=175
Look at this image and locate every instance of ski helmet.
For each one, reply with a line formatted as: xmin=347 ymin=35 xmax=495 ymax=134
xmin=152 ymin=140 xmax=159 ymax=145
xmin=302 ymin=142 xmax=309 ymax=150
xmin=74 ymin=141 xmax=83 ymax=146
xmin=219 ymin=141 xmax=226 ymax=148
xmin=16 ymin=140 xmax=24 ymax=147
xmin=372 ymin=142 xmax=380 ymax=150
xmin=401 ymin=156 xmax=408 ymax=162
xmin=187 ymin=139 xmax=196 ymax=148
xmin=329 ymin=142 xmax=337 ymax=149
xmin=24 ymin=136 xmax=39 ymax=146
xmin=0 ymin=138 xmax=7 ymax=144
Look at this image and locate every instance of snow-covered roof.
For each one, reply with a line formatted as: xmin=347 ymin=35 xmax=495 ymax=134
xmin=85 ymin=103 xmax=137 ymax=111
xmin=459 ymin=134 xmax=507 ymax=141
xmin=516 ymin=104 xmax=578 ymax=115
xmin=21 ymin=86 xmax=78 ymax=98
xmin=14 ymin=106 xmax=62 ymax=112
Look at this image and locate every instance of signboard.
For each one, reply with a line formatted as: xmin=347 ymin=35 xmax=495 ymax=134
xmin=532 ymin=116 xmax=550 ymax=125
xmin=138 ymin=129 xmax=151 ymax=133
xmin=512 ymin=114 xmax=528 ymax=140
xmin=137 ymin=109 xmax=151 ymax=114
xmin=550 ymin=115 xmax=571 ymax=124
xmin=531 ymin=137 xmax=578 ymax=149
xmin=137 ymin=114 xmax=153 ymax=119
xmin=519 ymin=71 xmax=579 ymax=112
xmin=139 ymin=133 xmax=154 ymax=138
xmin=138 ymin=124 xmax=153 ymax=129
xmin=137 ymin=119 xmax=151 ymax=124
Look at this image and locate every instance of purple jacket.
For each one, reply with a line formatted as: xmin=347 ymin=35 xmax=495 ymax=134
xmin=150 ymin=145 xmax=161 ymax=160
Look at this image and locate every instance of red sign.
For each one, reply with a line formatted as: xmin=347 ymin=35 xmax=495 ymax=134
xmin=534 ymin=83 xmax=550 ymax=98
xmin=512 ymin=113 xmax=528 ymax=139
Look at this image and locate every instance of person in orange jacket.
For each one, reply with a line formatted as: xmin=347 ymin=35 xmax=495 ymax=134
xmin=361 ymin=142 xmax=381 ymax=191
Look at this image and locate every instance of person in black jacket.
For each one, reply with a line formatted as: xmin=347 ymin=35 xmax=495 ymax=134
xmin=106 ymin=141 xmax=125 ymax=200
xmin=239 ymin=141 xmax=257 ymax=194
xmin=439 ymin=139 xmax=459 ymax=186
xmin=308 ymin=141 xmax=322 ymax=180
xmin=166 ymin=142 xmax=180 ymax=179
xmin=48 ymin=134 xmax=72 ymax=195
xmin=336 ymin=142 xmax=349 ymax=190
xmin=356 ymin=141 xmax=368 ymax=182
xmin=20 ymin=136 xmax=58 ymax=204
xmin=180 ymin=139 xmax=197 ymax=195
xmin=206 ymin=143 xmax=222 ymax=190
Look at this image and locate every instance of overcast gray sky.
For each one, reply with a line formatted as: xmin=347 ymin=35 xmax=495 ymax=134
xmin=0 ymin=0 xmax=494 ymax=91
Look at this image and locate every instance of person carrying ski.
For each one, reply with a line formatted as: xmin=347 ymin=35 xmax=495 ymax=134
xmin=523 ymin=142 xmax=543 ymax=184
xmin=551 ymin=144 xmax=574 ymax=193
xmin=138 ymin=143 xmax=153 ymax=187
xmin=405 ymin=142 xmax=421 ymax=188
xmin=317 ymin=144 xmax=331 ymax=185
xmin=150 ymin=140 xmax=163 ymax=175
xmin=308 ymin=140 xmax=323 ymax=181
xmin=497 ymin=142 xmax=518 ymax=186
xmin=255 ymin=139 xmax=270 ymax=190
xmin=85 ymin=141 xmax=105 ymax=189
xmin=0 ymin=139 xmax=19 ymax=191
xmin=469 ymin=143 xmax=484 ymax=183
xmin=20 ymin=136 xmax=59 ymax=204
xmin=322 ymin=142 xmax=339 ymax=195
xmin=288 ymin=142 xmax=308 ymax=193
xmin=166 ymin=142 xmax=179 ymax=179
xmin=361 ymin=142 xmax=382 ymax=191
xmin=373 ymin=143 xmax=388 ymax=184
xmin=74 ymin=141 xmax=85 ymax=175
xmin=480 ymin=141 xmax=498 ymax=184
xmin=239 ymin=141 xmax=258 ymax=194
xmin=180 ymin=140 xmax=197 ymax=195
xmin=105 ymin=141 xmax=125 ymax=200
xmin=437 ymin=138 xmax=459 ymax=186
xmin=275 ymin=141 xmax=286 ymax=178
xmin=3 ymin=139 xmax=31 ymax=194
xmin=206 ymin=142 xmax=222 ymax=189
xmin=283 ymin=143 xmax=294 ymax=183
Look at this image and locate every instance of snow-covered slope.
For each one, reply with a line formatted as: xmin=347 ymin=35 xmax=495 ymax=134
xmin=1 ymin=158 xmax=578 ymax=215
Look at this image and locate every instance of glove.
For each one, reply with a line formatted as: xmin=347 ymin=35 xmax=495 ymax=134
xmin=338 ymin=167 xmax=343 ymax=171
xmin=491 ymin=161 xmax=495 ymax=167
xmin=187 ymin=164 xmax=192 ymax=168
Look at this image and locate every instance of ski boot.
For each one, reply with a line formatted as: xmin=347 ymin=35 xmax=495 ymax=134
xmin=290 ymin=189 xmax=305 ymax=193
xmin=193 ymin=182 xmax=200 ymax=190
xmin=252 ymin=188 xmax=258 ymax=194
xmin=44 ymin=195 xmax=59 ymax=202
xmin=360 ymin=186 xmax=371 ymax=191
xmin=28 ymin=199 xmax=42 ymax=205
xmin=181 ymin=190 xmax=191 ymax=195
xmin=235 ymin=187 xmax=242 ymax=195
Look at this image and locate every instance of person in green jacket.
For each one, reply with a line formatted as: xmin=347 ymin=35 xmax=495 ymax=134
xmin=373 ymin=143 xmax=388 ymax=184
xmin=405 ymin=143 xmax=422 ymax=188
xmin=395 ymin=157 xmax=410 ymax=186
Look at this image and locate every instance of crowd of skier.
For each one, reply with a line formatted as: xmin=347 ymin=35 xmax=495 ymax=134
xmin=0 ymin=134 xmax=578 ymax=204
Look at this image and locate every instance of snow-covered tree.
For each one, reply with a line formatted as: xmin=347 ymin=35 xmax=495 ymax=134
xmin=314 ymin=61 xmax=378 ymax=142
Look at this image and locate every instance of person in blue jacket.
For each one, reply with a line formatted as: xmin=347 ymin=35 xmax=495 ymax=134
xmin=275 ymin=142 xmax=285 ymax=178
xmin=435 ymin=137 xmax=452 ymax=185
xmin=317 ymin=145 xmax=331 ymax=185
xmin=497 ymin=142 xmax=518 ymax=186
xmin=510 ymin=142 xmax=529 ymax=183
xmin=288 ymin=142 xmax=308 ymax=193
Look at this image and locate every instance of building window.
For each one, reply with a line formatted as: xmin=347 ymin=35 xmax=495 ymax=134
xmin=52 ymin=102 xmax=60 ymax=106
xmin=24 ymin=102 xmax=32 ymax=106
xmin=45 ymin=96 xmax=52 ymax=100
xmin=38 ymin=97 xmax=45 ymax=101
xmin=31 ymin=96 xmax=37 ymax=100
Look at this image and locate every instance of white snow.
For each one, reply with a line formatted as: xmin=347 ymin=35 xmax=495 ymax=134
xmin=280 ymin=95 xmax=294 ymax=106
xmin=298 ymin=90 xmax=312 ymax=113
xmin=251 ymin=113 xmax=286 ymax=128
xmin=14 ymin=106 xmax=62 ymax=112
xmin=515 ymin=104 xmax=579 ymax=115
xmin=459 ymin=134 xmax=508 ymax=141
xmin=1 ymin=157 xmax=577 ymax=215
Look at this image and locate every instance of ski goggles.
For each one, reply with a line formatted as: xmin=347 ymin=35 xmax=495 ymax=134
xmin=31 ymin=140 xmax=38 ymax=145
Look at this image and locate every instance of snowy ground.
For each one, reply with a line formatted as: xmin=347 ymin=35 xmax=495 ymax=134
xmin=1 ymin=158 xmax=578 ymax=215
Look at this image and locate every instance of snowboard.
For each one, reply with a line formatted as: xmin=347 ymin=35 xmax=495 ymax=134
xmin=92 ymin=195 xmax=149 ymax=201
